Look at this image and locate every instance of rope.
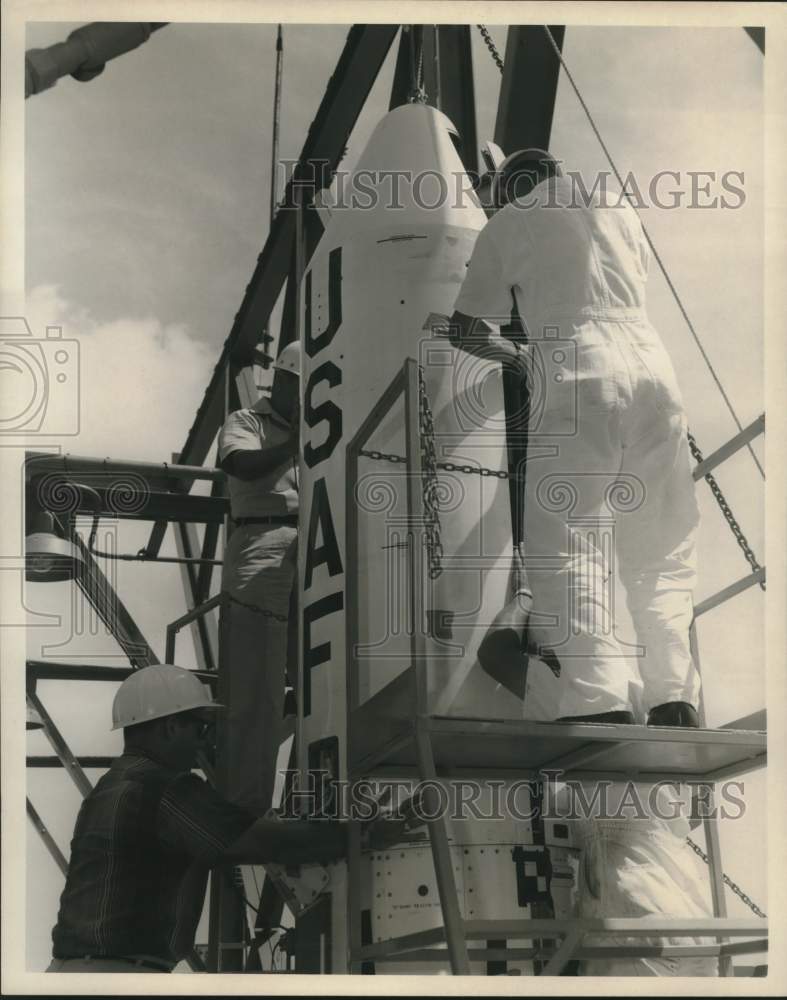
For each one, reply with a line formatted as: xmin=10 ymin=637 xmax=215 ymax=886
xmin=539 ymin=25 xmax=764 ymax=481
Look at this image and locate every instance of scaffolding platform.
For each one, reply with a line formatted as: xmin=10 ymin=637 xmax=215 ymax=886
xmin=350 ymin=695 xmax=766 ymax=782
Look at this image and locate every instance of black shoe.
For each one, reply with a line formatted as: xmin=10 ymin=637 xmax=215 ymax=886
xmin=647 ymin=701 xmax=700 ymax=728
xmin=557 ymin=710 xmax=635 ymax=724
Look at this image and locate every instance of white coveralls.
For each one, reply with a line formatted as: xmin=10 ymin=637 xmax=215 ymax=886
xmin=552 ymin=781 xmax=718 ymax=977
xmin=454 ymin=175 xmax=701 ymax=717
xmin=219 ymin=397 xmax=299 ymax=815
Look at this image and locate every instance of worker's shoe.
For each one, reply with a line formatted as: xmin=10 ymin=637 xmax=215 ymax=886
xmin=557 ymin=710 xmax=635 ymax=725
xmin=647 ymin=701 xmax=700 ymax=728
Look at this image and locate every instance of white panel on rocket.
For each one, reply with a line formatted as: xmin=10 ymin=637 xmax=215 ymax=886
xmin=299 ymin=104 xmax=521 ymax=794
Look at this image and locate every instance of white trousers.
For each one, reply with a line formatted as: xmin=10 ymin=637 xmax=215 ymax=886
xmin=220 ymin=523 xmax=298 ymax=816
xmin=523 ymin=317 xmax=701 ymax=717
xmin=576 ymin=825 xmax=718 ymax=977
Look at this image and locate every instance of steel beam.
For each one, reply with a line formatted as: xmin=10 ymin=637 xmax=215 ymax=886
xmin=26 ymin=798 xmax=69 ymax=875
xmin=143 ymin=26 xmax=398 ymax=560
xmin=70 ymin=528 xmax=160 ymax=666
xmin=27 ymin=755 xmax=116 ymax=769
xmin=27 ymin=659 xmax=217 ymax=686
xmin=692 ymin=414 xmax=765 ymax=480
xmin=539 ymin=927 xmax=583 ymax=975
xmin=414 ymin=724 xmax=471 ymax=975
xmin=365 ymin=940 xmax=768 ymax=963
xmin=26 ymin=450 xmax=222 ymax=487
xmin=434 ymin=26 xmax=478 ymax=177
xmin=174 ymin=522 xmax=218 ymax=670
xmin=744 ymin=27 xmax=765 ymax=54
xmin=27 ymin=690 xmax=93 ymax=798
xmin=694 ymin=568 xmax=766 ymax=618
xmin=390 ymin=26 xmax=432 ymax=108
xmin=195 ymin=473 xmax=223 ymax=604
xmin=721 ymin=710 xmax=766 ymax=731
xmin=389 ymin=26 xmax=478 ymax=177
xmin=494 ymin=26 xmax=565 ymax=155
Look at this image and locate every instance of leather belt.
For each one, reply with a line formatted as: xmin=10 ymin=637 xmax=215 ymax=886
xmin=233 ymin=515 xmax=298 ymax=526
xmin=68 ymin=954 xmax=173 ymax=971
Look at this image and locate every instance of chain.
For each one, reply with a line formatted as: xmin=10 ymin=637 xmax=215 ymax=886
xmin=417 ymin=367 xmax=444 ymax=579
xmin=686 ymin=837 xmax=767 ymax=918
xmin=359 ymin=449 xmax=516 ymax=481
xmin=359 ymin=449 xmax=407 ymax=465
xmin=477 ymin=24 xmax=505 ymax=73
xmin=687 ymin=431 xmax=765 ymax=590
xmin=407 ymin=26 xmax=427 ymax=104
xmin=226 ymin=593 xmax=289 ymax=624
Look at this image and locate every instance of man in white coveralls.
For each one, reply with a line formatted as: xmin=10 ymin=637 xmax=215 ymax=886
xmin=218 ymin=341 xmax=301 ymax=814
xmin=445 ymin=149 xmax=701 ymax=727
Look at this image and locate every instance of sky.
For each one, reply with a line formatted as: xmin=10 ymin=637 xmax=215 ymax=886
xmin=6 ymin=11 xmax=772 ymax=978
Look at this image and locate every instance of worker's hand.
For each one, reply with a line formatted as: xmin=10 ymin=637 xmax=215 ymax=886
xmin=423 ymin=311 xmax=452 ymax=337
xmin=361 ymin=814 xmax=413 ymax=852
xmin=307 ymin=819 xmax=348 ymax=865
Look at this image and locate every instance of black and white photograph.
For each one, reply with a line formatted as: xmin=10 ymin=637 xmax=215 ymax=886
xmin=1 ymin=1 xmax=785 ymax=992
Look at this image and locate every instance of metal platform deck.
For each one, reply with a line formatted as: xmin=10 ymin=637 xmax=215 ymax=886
xmin=350 ymin=711 xmax=766 ymax=781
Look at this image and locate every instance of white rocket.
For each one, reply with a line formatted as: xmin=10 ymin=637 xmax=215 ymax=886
xmin=295 ymin=103 xmax=562 ymax=973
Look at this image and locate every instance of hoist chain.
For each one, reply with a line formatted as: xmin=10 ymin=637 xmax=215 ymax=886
xmin=418 ymin=367 xmax=444 ymax=579
xmin=358 ymin=449 xmax=517 ymax=482
xmin=359 ymin=450 xmax=407 ymax=465
xmin=477 ymin=24 xmax=505 ymax=73
xmin=407 ymin=26 xmax=427 ymax=104
xmin=686 ymin=837 xmax=767 ymax=918
xmin=226 ymin=593 xmax=289 ymax=624
xmin=687 ymin=431 xmax=765 ymax=590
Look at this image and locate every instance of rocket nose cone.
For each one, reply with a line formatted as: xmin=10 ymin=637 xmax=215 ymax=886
xmin=325 ymin=103 xmax=485 ymax=235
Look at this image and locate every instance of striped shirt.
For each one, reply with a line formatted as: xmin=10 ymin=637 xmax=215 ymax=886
xmin=51 ymin=751 xmax=255 ymax=965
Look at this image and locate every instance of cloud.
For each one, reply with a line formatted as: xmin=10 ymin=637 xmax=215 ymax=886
xmin=25 ymin=284 xmax=215 ymax=462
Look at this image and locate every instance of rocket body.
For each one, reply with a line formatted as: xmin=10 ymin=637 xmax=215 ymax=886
xmin=297 ymin=104 xmax=539 ymax=972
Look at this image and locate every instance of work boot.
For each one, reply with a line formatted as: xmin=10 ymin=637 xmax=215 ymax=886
xmin=557 ymin=710 xmax=635 ymax=724
xmin=647 ymin=701 xmax=700 ymax=728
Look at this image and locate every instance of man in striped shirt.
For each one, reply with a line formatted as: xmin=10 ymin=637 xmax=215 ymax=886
xmin=47 ymin=665 xmax=346 ymax=973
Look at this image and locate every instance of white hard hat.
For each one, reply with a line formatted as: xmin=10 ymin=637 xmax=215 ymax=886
xmin=111 ymin=664 xmax=222 ymax=731
xmin=272 ymin=340 xmax=301 ymax=376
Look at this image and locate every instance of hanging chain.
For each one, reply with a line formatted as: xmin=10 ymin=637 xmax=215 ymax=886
xmin=477 ymin=24 xmax=505 ymax=73
xmin=226 ymin=593 xmax=289 ymax=624
xmin=406 ymin=26 xmax=427 ymax=104
xmin=686 ymin=837 xmax=767 ymax=918
xmin=417 ymin=367 xmax=444 ymax=579
xmin=687 ymin=431 xmax=765 ymax=590
xmin=358 ymin=449 xmax=515 ymax=481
